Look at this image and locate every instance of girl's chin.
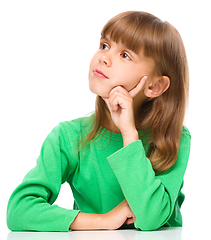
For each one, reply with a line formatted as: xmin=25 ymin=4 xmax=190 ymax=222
xmin=89 ymin=81 xmax=112 ymax=98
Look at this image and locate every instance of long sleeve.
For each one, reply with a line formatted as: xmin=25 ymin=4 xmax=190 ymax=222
xmin=107 ymin=127 xmax=191 ymax=231
xmin=7 ymin=123 xmax=80 ymax=232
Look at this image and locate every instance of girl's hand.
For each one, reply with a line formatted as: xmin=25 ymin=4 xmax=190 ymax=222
xmin=102 ymin=199 xmax=135 ymax=230
xmin=102 ymin=76 xmax=147 ymax=145
xmin=69 ymin=199 xmax=135 ymax=230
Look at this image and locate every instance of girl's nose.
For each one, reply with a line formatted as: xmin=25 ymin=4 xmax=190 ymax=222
xmin=99 ymin=53 xmax=112 ymax=67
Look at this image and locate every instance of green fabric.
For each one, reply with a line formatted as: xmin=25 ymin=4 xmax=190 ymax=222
xmin=7 ymin=115 xmax=191 ymax=232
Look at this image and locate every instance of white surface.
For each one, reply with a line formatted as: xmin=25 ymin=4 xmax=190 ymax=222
xmin=6 ymin=228 xmax=183 ymax=240
xmin=8 ymin=229 xmax=180 ymax=240
xmin=1 ymin=0 xmax=211 ymax=239
xmin=6 ymin=228 xmax=211 ymax=240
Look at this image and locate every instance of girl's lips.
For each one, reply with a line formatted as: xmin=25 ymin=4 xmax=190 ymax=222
xmin=93 ymin=69 xmax=108 ymax=79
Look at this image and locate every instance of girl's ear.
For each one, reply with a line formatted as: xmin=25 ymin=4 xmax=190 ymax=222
xmin=144 ymin=76 xmax=170 ymax=98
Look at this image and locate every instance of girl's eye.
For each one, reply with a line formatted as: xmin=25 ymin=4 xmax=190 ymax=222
xmin=100 ymin=43 xmax=109 ymax=50
xmin=121 ymin=52 xmax=131 ymax=60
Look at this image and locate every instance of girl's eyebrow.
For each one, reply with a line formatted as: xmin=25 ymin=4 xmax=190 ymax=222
xmin=100 ymin=36 xmax=110 ymax=42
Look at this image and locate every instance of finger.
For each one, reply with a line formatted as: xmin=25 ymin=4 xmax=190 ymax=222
xmin=109 ymin=86 xmax=132 ymax=108
xmin=109 ymin=91 xmax=131 ymax=111
xmin=129 ymin=76 xmax=148 ymax=98
xmin=126 ymin=217 xmax=136 ymax=225
xmin=109 ymin=85 xmax=129 ymax=98
xmin=102 ymin=96 xmax=119 ymax=111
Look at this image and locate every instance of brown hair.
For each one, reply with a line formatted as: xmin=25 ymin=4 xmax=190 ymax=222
xmin=80 ymin=11 xmax=189 ymax=173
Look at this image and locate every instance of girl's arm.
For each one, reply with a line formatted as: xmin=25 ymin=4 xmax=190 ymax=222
xmin=107 ymin=127 xmax=191 ymax=230
xmin=7 ymin=123 xmax=79 ymax=232
xmin=7 ymin=121 xmax=136 ymax=232
xmin=103 ymin=81 xmax=191 ymax=230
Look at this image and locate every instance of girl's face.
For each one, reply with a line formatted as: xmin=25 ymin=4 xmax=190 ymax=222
xmin=89 ymin=36 xmax=156 ymax=98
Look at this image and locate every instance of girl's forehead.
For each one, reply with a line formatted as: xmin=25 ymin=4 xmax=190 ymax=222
xmin=101 ymin=35 xmax=126 ymax=47
xmin=101 ymin=24 xmax=145 ymax=54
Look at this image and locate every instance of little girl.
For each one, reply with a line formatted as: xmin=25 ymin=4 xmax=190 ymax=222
xmin=7 ymin=11 xmax=191 ymax=232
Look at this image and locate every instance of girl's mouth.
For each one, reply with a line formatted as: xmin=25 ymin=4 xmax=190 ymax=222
xmin=93 ymin=69 xmax=108 ymax=79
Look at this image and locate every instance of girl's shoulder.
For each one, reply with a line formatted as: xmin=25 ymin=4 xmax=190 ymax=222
xmin=182 ymin=125 xmax=191 ymax=139
xmin=58 ymin=114 xmax=94 ymax=138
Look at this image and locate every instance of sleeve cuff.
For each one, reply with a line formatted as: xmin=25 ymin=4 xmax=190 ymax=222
xmin=107 ymin=140 xmax=146 ymax=171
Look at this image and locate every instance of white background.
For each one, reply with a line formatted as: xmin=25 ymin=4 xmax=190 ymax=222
xmin=0 ymin=0 xmax=210 ymax=239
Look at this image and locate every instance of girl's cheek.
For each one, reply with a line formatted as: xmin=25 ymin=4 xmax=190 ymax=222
xmin=122 ymin=78 xmax=141 ymax=92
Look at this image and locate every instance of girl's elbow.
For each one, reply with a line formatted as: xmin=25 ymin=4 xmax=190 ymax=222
xmin=7 ymin=204 xmax=26 ymax=231
xmin=134 ymin=208 xmax=170 ymax=231
xmin=134 ymin=217 xmax=163 ymax=231
xmin=7 ymin=211 xmax=18 ymax=231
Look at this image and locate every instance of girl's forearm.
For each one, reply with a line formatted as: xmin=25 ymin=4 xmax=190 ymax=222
xmin=69 ymin=212 xmax=105 ymax=230
xmin=69 ymin=199 xmax=135 ymax=230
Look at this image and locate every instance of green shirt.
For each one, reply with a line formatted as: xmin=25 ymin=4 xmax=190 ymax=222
xmin=7 ymin=115 xmax=191 ymax=232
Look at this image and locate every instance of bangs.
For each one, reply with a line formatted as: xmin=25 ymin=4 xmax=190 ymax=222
xmin=101 ymin=11 xmax=162 ymax=54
